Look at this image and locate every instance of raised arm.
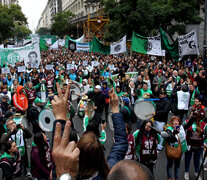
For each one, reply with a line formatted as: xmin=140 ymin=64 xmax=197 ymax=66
xmin=107 ymin=88 xmax=128 ymax=169
xmin=51 ymin=83 xmax=80 ymax=179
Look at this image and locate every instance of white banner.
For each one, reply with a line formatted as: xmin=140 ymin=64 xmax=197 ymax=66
xmin=147 ymin=36 xmax=165 ymax=56
xmin=0 ymin=42 xmax=41 ymax=67
xmin=77 ymin=42 xmax=90 ymax=52
xmin=110 ymin=35 xmax=126 ymax=54
xmin=18 ymin=66 xmax=26 ymax=72
xmin=178 ymin=30 xmax=200 ymax=59
xmin=2 ymin=67 xmax=10 ymax=74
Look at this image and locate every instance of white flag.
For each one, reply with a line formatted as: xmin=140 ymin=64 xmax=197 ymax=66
xmin=58 ymin=39 xmax=65 ymax=47
xmin=147 ymin=36 xmax=165 ymax=56
xmin=110 ymin=35 xmax=126 ymax=54
xmin=76 ymin=35 xmax=84 ymax=43
xmin=49 ymin=40 xmax=59 ymax=50
xmin=178 ymin=30 xmax=199 ymax=59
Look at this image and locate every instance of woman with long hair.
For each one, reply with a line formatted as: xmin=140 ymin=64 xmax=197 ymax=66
xmin=133 ymin=120 xmax=160 ymax=175
xmin=31 ymin=132 xmax=52 ymax=180
xmin=77 ymin=132 xmax=109 ymax=179
xmin=165 ymin=116 xmax=187 ymax=180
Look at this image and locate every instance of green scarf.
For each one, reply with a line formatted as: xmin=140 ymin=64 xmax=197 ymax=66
xmin=190 ymin=90 xmax=196 ymax=106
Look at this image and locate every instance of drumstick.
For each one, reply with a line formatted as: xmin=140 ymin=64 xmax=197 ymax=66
xmin=145 ymin=113 xmax=154 ymax=117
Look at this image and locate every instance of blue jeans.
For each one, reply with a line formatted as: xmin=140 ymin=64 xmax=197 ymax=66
xmin=185 ymin=147 xmax=203 ymax=173
xmin=167 ymin=157 xmax=181 ymax=179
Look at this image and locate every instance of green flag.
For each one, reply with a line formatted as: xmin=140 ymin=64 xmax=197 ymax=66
xmin=131 ymin=32 xmax=164 ymax=56
xmin=39 ymin=39 xmax=48 ymax=52
xmin=160 ymin=28 xmax=179 ymax=61
xmin=89 ymin=36 xmax=110 ymax=54
xmin=40 ymin=35 xmax=57 ymax=45
xmin=131 ymin=32 xmax=148 ymax=54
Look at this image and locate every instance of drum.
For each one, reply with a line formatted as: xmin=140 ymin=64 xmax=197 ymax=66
xmin=69 ymin=81 xmax=81 ymax=101
xmin=86 ymin=100 xmax=95 ymax=120
xmin=13 ymin=116 xmax=28 ymax=129
xmin=77 ymin=99 xmax=95 ymax=120
xmin=38 ymin=109 xmax=56 ymax=132
xmin=134 ymin=100 xmax=155 ymax=120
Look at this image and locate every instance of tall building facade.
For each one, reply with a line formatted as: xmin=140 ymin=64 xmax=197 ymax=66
xmin=62 ymin=0 xmax=100 ymax=23
xmin=36 ymin=0 xmax=62 ymax=30
xmin=0 ymin=0 xmax=18 ymax=6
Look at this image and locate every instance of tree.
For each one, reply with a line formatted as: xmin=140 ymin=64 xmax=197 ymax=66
xmin=0 ymin=4 xmax=28 ymax=42
xmin=13 ymin=22 xmax=32 ymax=39
xmin=50 ymin=10 xmax=75 ymax=38
xmin=102 ymin=0 xmax=202 ymax=41
xmin=36 ymin=27 xmax=51 ymax=35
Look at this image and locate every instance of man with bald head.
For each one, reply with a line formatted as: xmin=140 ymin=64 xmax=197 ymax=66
xmin=107 ymin=160 xmax=153 ymax=180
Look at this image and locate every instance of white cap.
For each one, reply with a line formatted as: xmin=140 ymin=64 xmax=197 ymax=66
xmin=95 ymin=85 xmax=101 ymax=90
xmin=83 ymin=79 xmax=88 ymax=84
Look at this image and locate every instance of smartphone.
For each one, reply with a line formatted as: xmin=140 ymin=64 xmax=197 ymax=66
xmin=175 ymin=125 xmax=180 ymax=131
xmin=101 ymin=120 xmax=105 ymax=124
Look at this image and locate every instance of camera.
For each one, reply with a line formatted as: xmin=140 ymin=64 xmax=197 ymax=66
xmin=192 ymin=109 xmax=198 ymax=117
xmin=16 ymin=124 xmax=21 ymax=129
xmin=202 ymin=71 xmax=206 ymax=76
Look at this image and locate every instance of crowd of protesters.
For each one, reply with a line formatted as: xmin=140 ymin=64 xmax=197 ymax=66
xmin=0 ymin=46 xmax=206 ymax=180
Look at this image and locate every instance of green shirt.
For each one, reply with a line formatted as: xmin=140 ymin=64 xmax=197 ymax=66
xmin=138 ymin=88 xmax=152 ymax=99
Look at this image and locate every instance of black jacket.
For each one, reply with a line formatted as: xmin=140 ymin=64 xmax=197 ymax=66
xmin=120 ymin=105 xmax=134 ymax=124
xmin=154 ymin=98 xmax=170 ymax=122
xmin=87 ymin=91 xmax=105 ymax=113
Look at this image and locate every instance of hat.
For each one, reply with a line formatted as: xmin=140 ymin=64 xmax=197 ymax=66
xmin=83 ymin=79 xmax=88 ymax=84
xmin=95 ymin=85 xmax=101 ymax=90
xmin=4 ymin=111 xmax=15 ymax=119
xmin=34 ymin=98 xmax=44 ymax=104
xmin=122 ymin=97 xmax=130 ymax=105
xmin=102 ymin=81 xmax=107 ymax=85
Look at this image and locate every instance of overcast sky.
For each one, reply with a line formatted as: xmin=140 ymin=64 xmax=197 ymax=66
xmin=18 ymin=0 xmax=48 ymax=33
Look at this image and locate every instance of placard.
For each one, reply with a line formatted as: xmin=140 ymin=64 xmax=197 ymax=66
xmin=108 ymin=64 xmax=114 ymax=70
xmin=18 ymin=66 xmax=26 ymax=72
xmin=46 ymin=64 xmax=54 ymax=70
xmin=92 ymin=61 xmax=99 ymax=67
xmin=2 ymin=67 xmax=10 ymax=74
xmin=83 ymin=61 xmax=88 ymax=66
xmin=67 ymin=64 xmax=75 ymax=70
xmin=31 ymin=63 xmax=39 ymax=69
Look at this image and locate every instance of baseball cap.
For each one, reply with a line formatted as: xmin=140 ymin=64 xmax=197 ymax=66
xmin=122 ymin=97 xmax=130 ymax=104
xmin=34 ymin=98 xmax=44 ymax=104
xmin=95 ymin=85 xmax=101 ymax=90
